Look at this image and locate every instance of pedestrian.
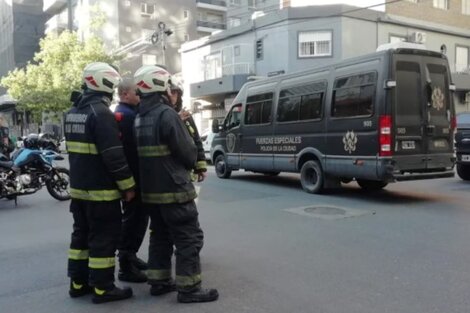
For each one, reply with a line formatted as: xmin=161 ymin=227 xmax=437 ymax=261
xmin=0 ymin=115 xmax=14 ymax=158
xmin=134 ymin=65 xmax=218 ymax=303
xmin=115 ymin=78 xmax=148 ymax=283
xmin=168 ymin=77 xmax=207 ymax=182
xmin=65 ymin=62 xmax=136 ymax=304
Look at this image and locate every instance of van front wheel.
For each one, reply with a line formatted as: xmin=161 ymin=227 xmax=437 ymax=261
xmin=215 ymin=154 xmax=232 ymax=179
xmin=357 ymin=179 xmax=388 ymax=191
xmin=300 ymin=160 xmax=324 ymax=194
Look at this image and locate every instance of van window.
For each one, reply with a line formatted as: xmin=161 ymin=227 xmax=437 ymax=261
xmin=395 ymin=62 xmax=421 ymax=121
xmin=245 ymin=93 xmax=273 ymax=125
xmin=277 ymin=81 xmax=326 ymax=122
xmin=427 ymin=64 xmax=449 ymax=113
xmin=224 ymin=104 xmax=242 ymax=130
xmin=332 ymin=72 xmax=376 ymax=118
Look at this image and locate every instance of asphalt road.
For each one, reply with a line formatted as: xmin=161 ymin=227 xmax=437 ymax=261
xmin=0 ymin=167 xmax=470 ymax=313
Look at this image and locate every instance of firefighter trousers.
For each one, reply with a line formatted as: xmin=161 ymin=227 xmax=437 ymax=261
xmin=146 ymin=200 xmax=204 ymax=291
xmin=118 ymin=192 xmax=149 ymax=255
xmin=67 ymin=199 xmax=121 ymax=288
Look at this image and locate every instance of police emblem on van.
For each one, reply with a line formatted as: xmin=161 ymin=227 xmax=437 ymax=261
xmin=226 ymin=133 xmax=237 ymax=153
xmin=431 ymin=87 xmax=445 ymax=111
xmin=343 ymin=131 xmax=358 ymax=154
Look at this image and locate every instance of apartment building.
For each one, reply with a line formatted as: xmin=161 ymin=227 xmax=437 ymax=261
xmin=181 ymin=4 xmax=470 ymax=131
xmin=43 ymin=0 xmax=228 ymax=74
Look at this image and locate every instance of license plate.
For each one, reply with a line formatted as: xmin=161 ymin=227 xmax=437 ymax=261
xmin=401 ymin=141 xmax=415 ymax=150
xmin=433 ymin=139 xmax=447 ymax=148
xmin=462 ymin=155 xmax=470 ymax=162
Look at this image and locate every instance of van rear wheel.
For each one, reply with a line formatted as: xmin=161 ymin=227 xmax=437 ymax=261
xmin=357 ymin=179 xmax=388 ymax=191
xmin=215 ymin=154 xmax=232 ymax=179
xmin=457 ymin=163 xmax=470 ymax=181
xmin=300 ymin=160 xmax=324 ymax=194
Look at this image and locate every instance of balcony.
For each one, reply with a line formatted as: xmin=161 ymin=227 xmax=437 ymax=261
xmin=196 ymin=0 xmax=227 ymax=11
xmin=196 ymin=20 xmax=226 ymax=33
xmin=43 ymin=0 xmax=67 ymax=14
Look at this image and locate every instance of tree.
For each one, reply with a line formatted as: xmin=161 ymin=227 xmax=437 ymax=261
xmin=0 ymin=31 xmax=120 ymax=115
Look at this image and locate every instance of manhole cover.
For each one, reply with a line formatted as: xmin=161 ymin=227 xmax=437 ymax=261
xmin=304 ymin=206 xmax=346 ymax=215
xmin=284 ymin=205 xmax=374 ymax=220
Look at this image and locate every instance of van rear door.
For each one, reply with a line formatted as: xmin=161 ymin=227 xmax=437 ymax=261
xmin=392 ymin=53 xmax=453 ymax=170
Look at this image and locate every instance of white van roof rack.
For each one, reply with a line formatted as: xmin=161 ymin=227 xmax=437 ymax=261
xmin=376 ymin=42 xmax=427 ymax=52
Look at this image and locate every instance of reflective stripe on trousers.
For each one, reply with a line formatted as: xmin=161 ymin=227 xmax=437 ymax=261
xmin=142 ymin=190 xmax=197 ymax=204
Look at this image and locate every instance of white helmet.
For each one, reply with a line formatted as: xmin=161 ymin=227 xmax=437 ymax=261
xmin=134 ymin=65 xmax=172 ymax=94
xmin=170 ymin=75 xmax=184 ymax=95
xmin=82 ymin=62 xmax=121 ymax=94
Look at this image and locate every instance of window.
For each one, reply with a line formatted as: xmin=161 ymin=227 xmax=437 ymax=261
xmin=224 ymin=104 xmax=242 ymax=129
xmin=332 ymin=72 xmax=376 ymax=118
xmin=245 ymin=93 xmax=273 ymax=125
xmin=277 ymin=82 xmax=325 ymax=122
xmin=389 ymin=35 xmax=406 ymax=43
xmin=125 ymin=26 xmax=132 ymax=32
xmin=248 ymin=0 xmax=256 ymax=8
xmin=124 ymin=0 xmax=131 ymax=6
xmin=142 ymin=54 xmax=157 ymax=65
xmin=228 ymin=0 xmax=242 ymax=5
xmin=456 ymin=46 xmax=469 ymax=72
xmin=234 ymin=45 xmax=240 ymax=56
xmin=463 ymin=0 xmax=470 ymax=14
xmin=298 ymin=31 xmax=332 ymax=58
xmin=228 ymin=17 xmax=241 ymax=28
xmin=183 ymin=10 xmax=189 ymax=19
xmin=433 ymin=0 xmax=448 ymax=9
xmin=141 ymin=2 xmax=155 ymax=16
xmin=204 ymin=52 xmax=222 ymax=80
xmin=256 ymin=39 xmax=263 ymax=60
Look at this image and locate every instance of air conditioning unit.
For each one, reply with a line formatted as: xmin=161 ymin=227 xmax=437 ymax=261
xmin=410 ymin=32 xmax=427 ymax=44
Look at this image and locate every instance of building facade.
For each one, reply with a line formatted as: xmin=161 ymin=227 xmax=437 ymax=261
xmin=44 ymin=0 xmax=228 ymax=75
xmin=181 ymin=4 xmax=470 ymax=131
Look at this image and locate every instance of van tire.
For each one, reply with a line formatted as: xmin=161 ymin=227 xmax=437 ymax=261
xmin=357 ymin=179 xmax=388 ymax=191
xmin=300 ymin=160 xmax=324 ymax=194
xmin=215 ymin=154 xmax=232 ymax=179
xmin=457 ymin=164 xmax=470 ymax=181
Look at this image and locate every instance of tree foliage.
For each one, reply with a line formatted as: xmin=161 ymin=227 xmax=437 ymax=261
xmin=0 ymin=31 xmax=119 ymax=114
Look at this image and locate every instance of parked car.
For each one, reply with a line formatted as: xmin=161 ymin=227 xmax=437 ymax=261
xmin=455 ymin=112 xmax=470 ymax=180
xmin=200 ymin=128 xmax=215 ymax=162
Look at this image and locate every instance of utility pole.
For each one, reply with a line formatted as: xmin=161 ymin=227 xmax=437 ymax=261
xmin=157 ymin=22 xmax=173 ymax=66
xmin=67 ymin=0 xmax=73 ymax=31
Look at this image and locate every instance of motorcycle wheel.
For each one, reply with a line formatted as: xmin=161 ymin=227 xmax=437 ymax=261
xmin=46 ymin=167 xmax=71 ymax=201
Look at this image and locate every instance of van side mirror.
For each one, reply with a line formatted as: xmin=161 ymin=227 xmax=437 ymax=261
xmin=212 ymin=119 xmax=220 ymax=134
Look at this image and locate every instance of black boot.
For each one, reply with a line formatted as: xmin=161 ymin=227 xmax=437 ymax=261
xmin=150 ymin=280 xmax=177 ymax=296
xmin=69 ymin=280 xmax=92 ymax=298
xmin=177 ymin=287 xmax=219 ymax=303
xmin=119 ymin=255 xmax=147 ymax=283
xmin=130 ymin=254 xmax=148 ymax=270
xmin=92 ymin=285 xmax=133 ymax=304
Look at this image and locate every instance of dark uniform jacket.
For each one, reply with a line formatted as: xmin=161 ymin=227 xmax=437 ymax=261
xmin=65 ymin=92 xmax=135 ymax=201
xmin=135 ymin=93 xmax=197 ymax=204
xmin=182 ymin=115 xmax=207 ymax=174
xmin=115 ymin=102 xmax=139 ymax=183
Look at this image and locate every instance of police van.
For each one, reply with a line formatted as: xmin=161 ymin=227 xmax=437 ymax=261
xmin=210 ymin=43 xmax=456 ymax=193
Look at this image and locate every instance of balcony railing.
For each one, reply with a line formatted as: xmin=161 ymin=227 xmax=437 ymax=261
xmin=196 ymin=20 xmax=226 ymax=30
xmin=196 ymin=0 xmax=227 ymax=7
xmin=222 ymin=63 xmax=253 ymax=76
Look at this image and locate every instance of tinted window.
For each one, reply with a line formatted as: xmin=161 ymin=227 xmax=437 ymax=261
xmin=427 ymin=64 xmax=450 ymax=113
xmin=277 ymin=81 xmax=325 ymax=122
xmin=457 ymin=113 xmax=470 ymax=124
xmin=395 ymin=62 xmax=421 ymax=120
xmin=332 ymin=72 xmax=376 ymax=118
xmin=245 ymin=93 xmax=273 ymax=125
xmin=224 ymin=104 xmax=242 ymax=129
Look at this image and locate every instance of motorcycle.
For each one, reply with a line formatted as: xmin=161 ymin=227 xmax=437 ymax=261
xmin=0 ymin=145 xmax=70 ymax=203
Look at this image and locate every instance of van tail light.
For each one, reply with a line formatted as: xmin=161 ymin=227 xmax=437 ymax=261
xmin=451 ymin=116 xmax=457 ymax=132
xmin=379 ymin=115 xmax=392 ymax=157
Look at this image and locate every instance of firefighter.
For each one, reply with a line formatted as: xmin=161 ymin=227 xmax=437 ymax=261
xmin=115 ymin=78 xmax=148 ymax=283
xmin=65 ymin=62 xmax=135 ymax=304
xmin=168 ymin=77 xmax=207 ymax=182
xmin=134 ymin=65 xmax=218 ymax=303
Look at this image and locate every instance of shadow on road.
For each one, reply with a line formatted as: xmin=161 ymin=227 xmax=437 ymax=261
xmin=229 ymin=172 xmax=451 ymax=206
